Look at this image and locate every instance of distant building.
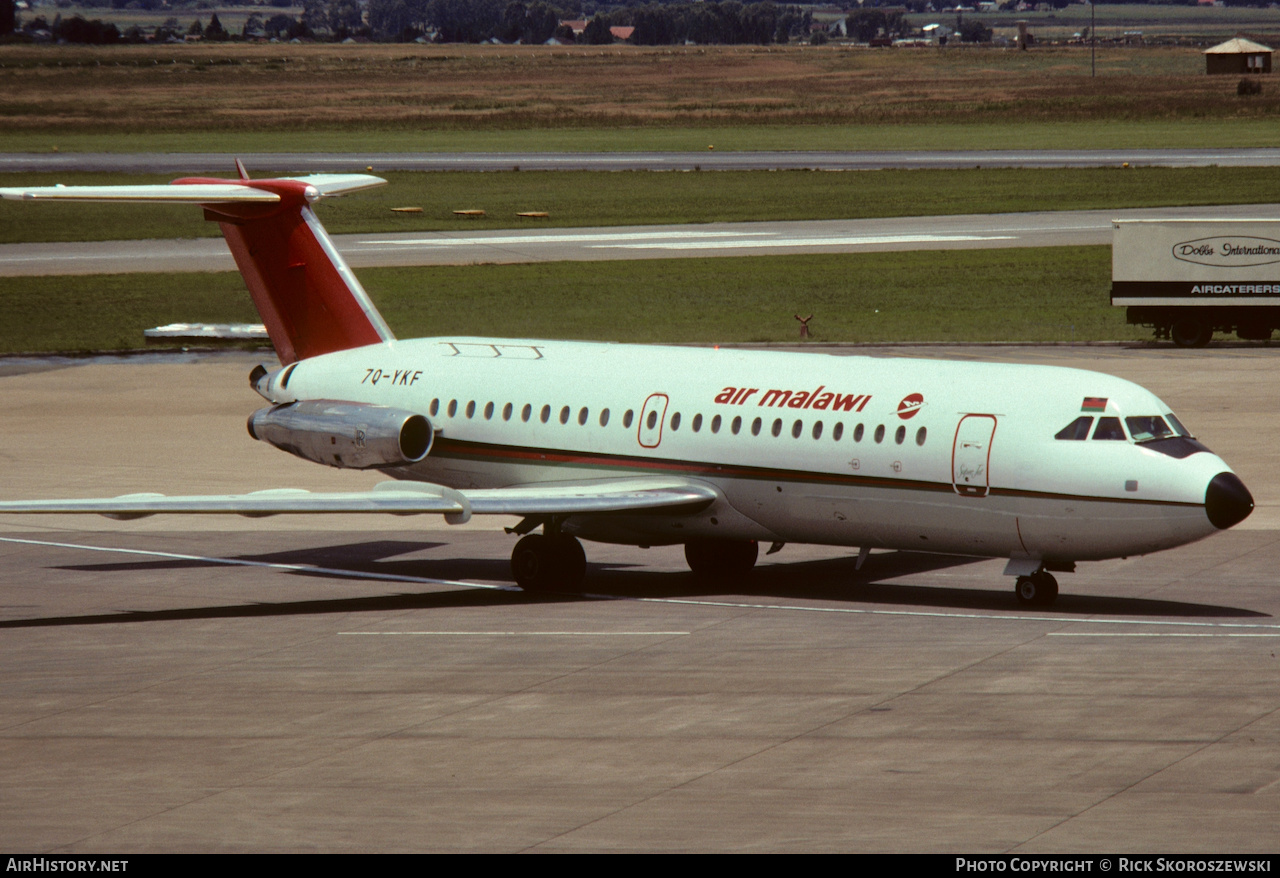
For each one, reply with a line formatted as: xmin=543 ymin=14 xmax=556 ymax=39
xmin=1204 ymin=37 xmax=1273 ymax=75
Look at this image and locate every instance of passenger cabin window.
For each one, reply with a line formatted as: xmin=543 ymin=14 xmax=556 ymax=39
xmin=502 ymin=403 xmax=513 ymax=421
xmin=559 ymin=406 xmax=570 ymax=425
xmin=623 ymin=410 xmax=634 ymax=428
xmin=874 ymin=425 xmax=885 ymax=444
xmin=599 ymin=409 xmax=610 ymax=427
xmin=484 ymin=402 xmax=495 ymax=420
xmin=465 ymin=401 xmax=476 ymax=418
xmin=540 ymin=405 xmax=551 ymax=424
xmin=1055 ymin=416 xmax=1093 ymax=440
xmin=895 ymin=425 xmax=906 ymax=444
xmin=430 ymin=399 xmax=439 ymax=417
xmin=916 ymin=427 xmax=927 ymax=446
xmin=1093 ymin=417 xmax=1126 ymax=441
xmin=670 ymin=413 xmax=681 ymax=431
xmin=578 ymin=407 xmax=589 ymax=426
xmin=833 ymin=423 xmax=843 ymax=441
xmin=711 ymin=415 xmax=722 ymax=434
xmin=731 ymin=416 xmax=742 ymax=435
xmin=692 ymin=414 xmax=703 ymax=433
xmin=521 ymin=404 xmax=532 ymax=423
xmin=447 ymin=400 xmax=457 ymax=417
xmin=853 ymin=424 xmax=864 ymax=443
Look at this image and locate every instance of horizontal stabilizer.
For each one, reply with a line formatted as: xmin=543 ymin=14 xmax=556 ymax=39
xmin=0 ymin=184 xmax=282 ymax=203
xmin=0 ymin=478 xmax=718 ymax=523
xmin=0 ymin=174 xmax=385 ymax=203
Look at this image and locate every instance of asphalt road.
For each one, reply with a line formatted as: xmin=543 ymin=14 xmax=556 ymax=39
xmin=0 ymin=346 xmax=1276 ymax=852
xmin=4 ymin=148 xmax=1280 ymax=175
xmin=5 ymin=204 xmax=1280 ymax=277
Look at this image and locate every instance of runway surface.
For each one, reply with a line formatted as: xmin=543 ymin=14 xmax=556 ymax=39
xmin=1 ymin=346 xmax=1276 ymax=852
xmin=5 ymin=148 xmax=1280 ymax=174
xmin=5 ymin=204 xmax=1280 ymax=277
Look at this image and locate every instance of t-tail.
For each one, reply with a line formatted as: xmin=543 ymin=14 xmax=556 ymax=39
xmin=0 ymin=164 xmax=394 ymax=364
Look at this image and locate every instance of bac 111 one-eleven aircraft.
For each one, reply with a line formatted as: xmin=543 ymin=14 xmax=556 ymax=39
xmin=0 ymin=169 xmax=1255 ymax=605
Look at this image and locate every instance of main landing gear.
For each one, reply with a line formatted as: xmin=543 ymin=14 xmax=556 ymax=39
xmin=684 ymin=539 xmax=759 ymax=578
xmin=1014 ymin=570 xmax=1059 ymax=607
xmin=510 ymin=532 xmax=586 ymax=593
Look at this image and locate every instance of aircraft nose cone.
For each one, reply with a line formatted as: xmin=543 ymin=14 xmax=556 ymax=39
xmin=1205 ymin=472 xmax=1254 ymax=530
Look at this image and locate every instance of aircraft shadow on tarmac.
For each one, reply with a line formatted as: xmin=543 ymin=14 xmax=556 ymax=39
xmin=9 ymin=538 xmax=1265 ymax=629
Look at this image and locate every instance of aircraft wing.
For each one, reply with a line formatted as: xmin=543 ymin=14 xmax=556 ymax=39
xmin=0 ymin=478 xmax=718 ymax=523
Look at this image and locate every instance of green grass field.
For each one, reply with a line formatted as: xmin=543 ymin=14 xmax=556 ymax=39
xmin=0 ymin=246 xmax=1128 ymax=354
xmin=3 ymin=166 xmax=1279 ymax=244
xmin=6 ymin=118 xmax=1280 ymax=155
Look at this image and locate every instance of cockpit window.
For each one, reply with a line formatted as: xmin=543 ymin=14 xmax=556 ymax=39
xmin=1125 ymin=416 xmax=1176 ymax=442
xmin=1165 ymin=412 xmax=1193 ymax=438
xmin=1055 ymin=416 xmax=1093 ymax=440
xmin=1092 ymin=417 xmax=1126 ymax=440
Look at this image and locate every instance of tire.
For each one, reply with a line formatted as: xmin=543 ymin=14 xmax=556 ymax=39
xmin=1015 ymin=572 xmax=1058 ymax=607
xmin=511 ymin=534 xmax=551 ymax=592
xmin=1170 ymin=318 xmax=1212 ymax=348
xmin=510 ymin=533 xmax=586 ymax=593
xmin=684 ymin=539 xmax=759 ymax=577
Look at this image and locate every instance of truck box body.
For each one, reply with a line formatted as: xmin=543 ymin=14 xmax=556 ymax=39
xmin=1112 ymin=218 xmax=1280 ymax=345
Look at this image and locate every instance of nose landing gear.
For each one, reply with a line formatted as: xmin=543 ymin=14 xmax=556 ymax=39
xmin=1014 ymin=571 xmax=1059 ymax=607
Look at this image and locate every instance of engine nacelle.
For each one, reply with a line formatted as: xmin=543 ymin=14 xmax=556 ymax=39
xmin=248 ymin=400 xmax=433 ymax=470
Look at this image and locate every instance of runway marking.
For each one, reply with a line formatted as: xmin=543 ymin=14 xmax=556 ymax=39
xmin=1049 ymin=632 xmax=1280 ymax=638
xmin=339 ymin=630 xmax=689 ymax=636
xmin=609 ymin=595 xmax=1280 ymax=632
xmin=5 ymin=536 xmax=1278 ymax=634
xmin=0 ymin=535 xmax=509 ymax=591
xmin=596 ymin=234 xmax=1017 ymax=250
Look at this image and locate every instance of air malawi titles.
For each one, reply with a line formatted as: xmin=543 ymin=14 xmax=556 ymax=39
xmin=714 ymin=386 xmax=871 ymax=412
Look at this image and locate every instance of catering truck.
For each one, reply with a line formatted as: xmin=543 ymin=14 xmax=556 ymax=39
xmin=1112 ymin=219 xmax=1280 ymax=347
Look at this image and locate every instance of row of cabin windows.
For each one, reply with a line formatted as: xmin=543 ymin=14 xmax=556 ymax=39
xmin=428 ymin=398 xmax=928 ymax=446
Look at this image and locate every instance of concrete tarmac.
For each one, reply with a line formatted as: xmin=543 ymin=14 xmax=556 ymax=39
xmin=1 ymin=347 xmax=1277 ymax=852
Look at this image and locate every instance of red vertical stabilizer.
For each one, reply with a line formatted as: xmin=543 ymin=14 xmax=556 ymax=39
xmin=180 ymin=176 xmax=394 ymax=364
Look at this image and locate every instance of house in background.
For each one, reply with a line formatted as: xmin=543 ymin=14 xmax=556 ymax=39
xmin=1204 ymin=37 xmax=1273 ymax=75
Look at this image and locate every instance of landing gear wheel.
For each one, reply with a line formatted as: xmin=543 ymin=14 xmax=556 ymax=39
xmin=684 ymin=539 xmax=759 ymax=578
xmin=549 ymin=534 xmax=586 ymax=588
xmin=1015 ymin=571 xmax=1059 ymax=607
xmin=1170 ymin=318 xmax=1212 ymax=348
xmin=511 ymin=533 xmax=587 ymax=593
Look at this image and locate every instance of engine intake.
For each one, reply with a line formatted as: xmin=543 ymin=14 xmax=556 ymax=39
xmin=248 ymin=400 xmax=433 ymax=470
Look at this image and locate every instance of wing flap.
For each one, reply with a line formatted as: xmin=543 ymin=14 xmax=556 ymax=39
xmin=0 ymin=478 xmax=717 ymax=522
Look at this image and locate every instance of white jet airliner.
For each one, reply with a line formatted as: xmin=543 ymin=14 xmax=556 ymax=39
xmin=0 ymin=169 xmax=1254 ymax=606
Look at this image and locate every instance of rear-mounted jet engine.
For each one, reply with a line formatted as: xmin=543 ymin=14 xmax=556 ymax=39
xmin=247 ymin=400 xmax=433 ymax=470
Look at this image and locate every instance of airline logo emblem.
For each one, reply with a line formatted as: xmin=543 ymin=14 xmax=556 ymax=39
xmin=1081 ymin=397 xmax=1108 ymax=412
xmin=897 ymin=393 xmax=924 ymax=419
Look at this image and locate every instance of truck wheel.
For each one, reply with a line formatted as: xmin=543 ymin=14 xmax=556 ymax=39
xmin=1171 ymin=319 xmax=1212 ymax=348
